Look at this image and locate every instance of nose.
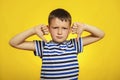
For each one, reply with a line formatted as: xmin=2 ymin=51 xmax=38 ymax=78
xmin=58 ymin=28 xmax=62 ymax=35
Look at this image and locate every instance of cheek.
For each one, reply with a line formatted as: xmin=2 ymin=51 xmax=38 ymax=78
xmin=49 ymin=29 xmax=57 ymax=37
xmin=50 ymin=30 xmax=56 ymax=34
xmin=63 ymin=30 xmax=69 ymax=36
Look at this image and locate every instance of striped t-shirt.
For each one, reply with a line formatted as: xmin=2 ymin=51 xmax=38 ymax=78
xmin=34 ymin=38 xmax=83 ymax=80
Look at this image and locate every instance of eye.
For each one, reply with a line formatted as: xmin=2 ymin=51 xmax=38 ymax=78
xmin=52 ymin=27 xmax=58 ymax=29
xmin=63 ymin=27 xmax=68 ymax=29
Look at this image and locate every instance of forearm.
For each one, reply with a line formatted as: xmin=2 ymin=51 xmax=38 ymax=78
xmin=9 ymin=28 xmax=35 ymax=47
xmin=82 ymin=24 xmax=105 ymax=46
xmin=84 ymin=24 xmax=105 ymax=38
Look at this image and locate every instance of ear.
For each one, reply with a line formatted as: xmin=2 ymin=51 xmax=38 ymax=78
xmin=69 ymin=26 xmax=72 ymax=33
xmin=47 ymin=25 xmax=50 ymax=32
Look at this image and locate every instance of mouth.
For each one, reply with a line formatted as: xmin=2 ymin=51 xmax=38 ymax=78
xmin=56 ymin=36 xmax=63 ymax=39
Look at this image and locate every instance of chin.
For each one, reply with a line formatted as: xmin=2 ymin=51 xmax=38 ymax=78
xmin=54 ymin=39 xmax=66 ymax=43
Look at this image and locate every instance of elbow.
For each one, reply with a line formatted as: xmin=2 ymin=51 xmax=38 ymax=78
xmin=100 ymin=31 xmax=105 ymax=39
xmin=9 ymin=40 xmax=14 ymax=47
xmin=98 ymin=31 xmax=105 ymax=40
xmin=9 ymin=40 xmax=17 ymax=48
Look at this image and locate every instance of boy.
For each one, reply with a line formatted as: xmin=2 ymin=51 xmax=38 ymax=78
xmin=9 ymin=8 xmax=105 ymax=80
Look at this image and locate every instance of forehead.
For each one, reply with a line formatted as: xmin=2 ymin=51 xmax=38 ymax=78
xmin=49 ymin=18 xmax=70 ymax=27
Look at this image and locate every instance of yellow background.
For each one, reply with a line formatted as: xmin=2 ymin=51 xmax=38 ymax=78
xmin=0 ymin=0 xmax=120 ymax=80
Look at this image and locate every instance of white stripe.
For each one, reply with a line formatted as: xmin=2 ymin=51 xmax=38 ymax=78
xmin=41 ymin=72 xmax=78 ymax=78
xmin=44 ymin=47 xmax=75 ymax=52
xmin=41 ymin=76 xmax=78 ymax=80
xmin=42 ymin=65 xmax=78 ymax=71
xmin=44 ymin=47 xmax=75 ymax=51
xmin=41 ymin=41 xmax=44 ymax=57
xmin=42 ymin=68 xmax=78 ymax=74
xmin=44 ymin=45 xmax=59 ymax=49
xmin=42 ymin=61 xmax=78 ymax=66
xmin=42 ymin=64 xmax=78 ymax=70
xmin=80 ymin=38 xmax=83 ymax=52
xmin=44 ymin=45 xmax=75 ymax=50
xmin=43 ymin=57 xmax=77 ymax=63
xmin=72 ymin=39 xmax=78 ymax=53
xmin=43 ymin=53 xmax=76 ymax=59
xmin=43 ymin=50 xmax=77 ymax=55
xmin=44 ymin=49 xmax=64 ymax=53
xmin=78 ymin=38 xmax=80 ymax=52
xmin=38 ymin=41 xmax=41 ymax=56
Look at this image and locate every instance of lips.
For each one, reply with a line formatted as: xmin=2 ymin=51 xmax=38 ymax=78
xmin=56 ymin=36 xmax=63 ymax=39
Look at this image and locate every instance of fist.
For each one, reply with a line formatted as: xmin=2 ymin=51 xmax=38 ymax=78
xmin=34 ymin=24 xmax=49 ymax=42
xmin=72 ymin=22 xmax=86 ymax=40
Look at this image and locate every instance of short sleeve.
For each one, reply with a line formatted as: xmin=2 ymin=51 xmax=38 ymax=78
xmin=73 ymin=38 xmax=83 ymax=53
xmin=33 ymin=40 xmax=45 ymax=58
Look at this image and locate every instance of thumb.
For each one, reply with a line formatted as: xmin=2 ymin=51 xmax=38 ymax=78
xmin=37 ymin=32 xmax=47 ymax=42
xmin=77 ymin=33 xmax=80 ymax=42
xmin=77 ymin=31 xmax=82 ymax=42
xmin=40 ymin=35 xmax=47 ymax=43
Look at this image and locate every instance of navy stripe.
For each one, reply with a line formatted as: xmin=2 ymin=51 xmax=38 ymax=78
xmin=76 ymin=38 xmax=82 ymax=53
xmin=43 ymin=59 xmax=77 ymax=64
xmin=39 ymin=41 xmax=43 ymax=58
xmin=44 ymin=47 xmax=66 ymax=51
xmin=36 ymin=41 xmax=42 ymax=57
xmin=66 ymin=48 xmax=77 ymax=52
xmin=79 ymin=38 xmax=82 ymax=52
xmin=43 ymin=48 xmax=76 ymax=54
xmin=76 ymin=40 xmax=79 ymax=53
xmin=43 ymin=52 xmax=76 ymax=57
xmin=41 ymin=74 xmax=78 ymax=79
xmin=35 ymin=41 xmax=38 ymax=56
xmin=72 ymin=78 xmax=78 ymax=80
xmin=78 ymin=38 xmax=80 ymax=52
xmin=43 ymin=51 xmax=63 ymax=54
xmin=80 ymin=38 xmax=82 ymax=52
xmin=36 ymin=41 xmax=40 ymax=56
xmin=72 ymin=39 xmax=78 ymax=53
xmin=67 ymin=44 xmax=74 ymax=48
xmin=42 ymin=67 xmax=79 ymax=71
xmin=67 ymin=39 xmax=72 ymax=45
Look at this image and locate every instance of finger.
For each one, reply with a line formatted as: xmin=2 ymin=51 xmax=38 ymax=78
xmin=72 ymin=25 xmax=77 ymax=29
xmin=72 ymin=27 xmax=77 ymax=30
xmin=72 ymin=25 xmax=78 ymax=32
xmin=71 ymin=27 xmax=77 ymax=33
xmin=43 ymin=29 xmax=49 ymax=32
xmin=77 ymin=32 xmax=81 ymax=42
xmin=41 ymin=28 xmax=49 ymax=34
xmin=44 ymin=31 xmax=49 ymax=35
xmin=73 ymin=23 xmax=78 ymax=27
xmin=37 ymin=31 xmax=47 ymax=42
xmin=41 ymin=27 xmax=48 ymax=30
xmin=77 ymin=30 xmax=82 ymax=42
xmin=77 ymin=34 xmax=80 ymax=42
xmin=41 ymin=25 xmax=48 ymax=30
xmin=42 ymin=28 xmax=49 ymax=35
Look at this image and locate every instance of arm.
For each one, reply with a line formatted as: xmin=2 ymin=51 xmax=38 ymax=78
xmin=9 ymin=24 xmax=49 ymax=51
xmin=72 ymin=23 xmax=105 ymax=46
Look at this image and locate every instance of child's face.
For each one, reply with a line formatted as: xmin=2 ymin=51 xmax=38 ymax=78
xmin=49 ymin=18 xmax=71 ymax=43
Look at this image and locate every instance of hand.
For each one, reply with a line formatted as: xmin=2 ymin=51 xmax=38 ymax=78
xmin=34 ymin=24 xmax=49 ymax=42
xmin=72 ymin=22 xmax=86 ymax=41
